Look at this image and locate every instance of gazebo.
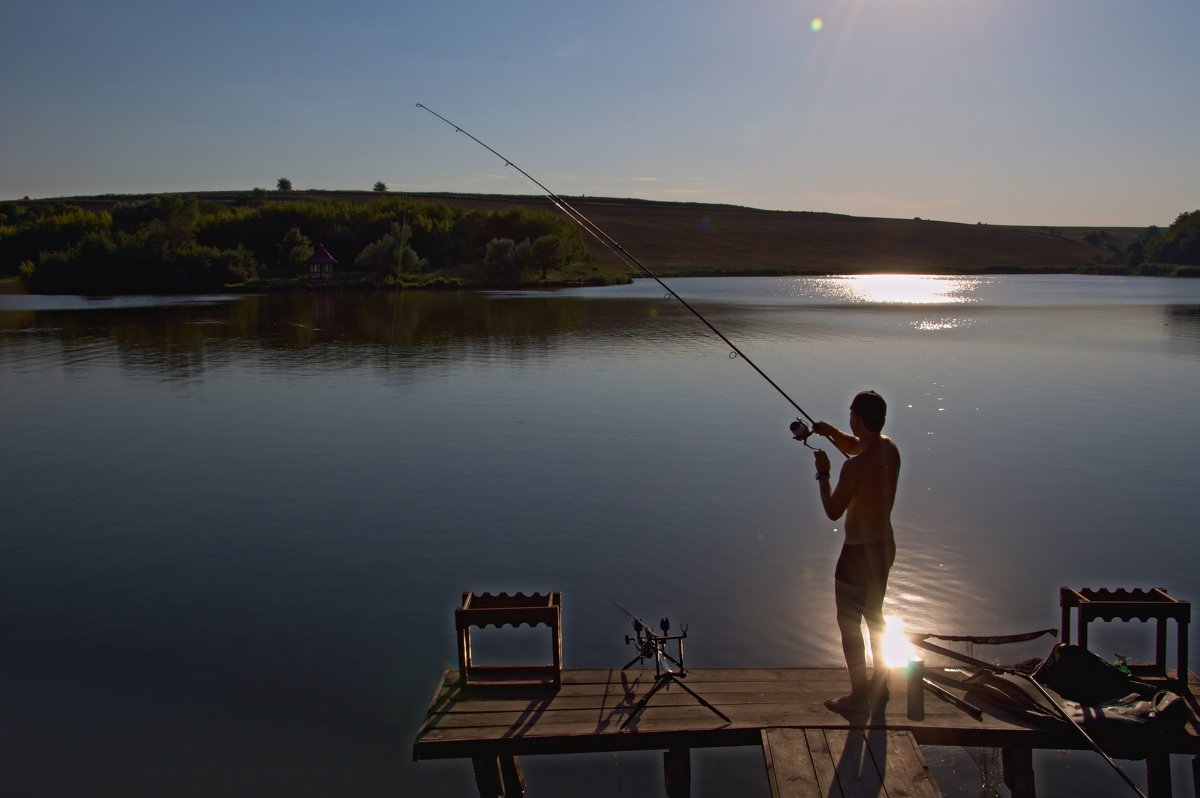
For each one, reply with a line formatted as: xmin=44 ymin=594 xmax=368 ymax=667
xmin=306 ymin=245 xmax=338 ymax=285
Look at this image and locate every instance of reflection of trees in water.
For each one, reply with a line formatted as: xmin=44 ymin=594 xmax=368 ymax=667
xmin=2 ymin=292 xmax=621 ymax=380
xmin=1165 ymin=305 xmax=1200 ymax=357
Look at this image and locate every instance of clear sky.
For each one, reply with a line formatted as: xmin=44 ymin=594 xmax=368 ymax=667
xmin=3 ymin=0 xmax=1197 ymax=227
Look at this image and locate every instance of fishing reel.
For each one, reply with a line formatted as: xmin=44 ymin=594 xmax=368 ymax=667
xmin=790 ymin=417 xmax=816 ymax=448
xmin=616 ymin=603 xmax=687 ymax=675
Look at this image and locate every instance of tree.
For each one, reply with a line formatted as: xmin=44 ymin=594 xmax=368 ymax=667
xmin=483 ymin=237 xmax=518 ymax=283
xmin=277 ymin=177 xmax=293 ymax=192
xmin=277 ymin=227 xmax=314 ymax=275
xmin=530 ymin=234 xmax=564 ymax=279
xmin=514 ymin=238 xmax=532 ymax=275
xmin=1145 ymin=210 xmax=1200 ymax=266
xmin=373 ymin=181 xmax=388 ymax=192
xmin=355 ymin=221 xmax=427 ymax=276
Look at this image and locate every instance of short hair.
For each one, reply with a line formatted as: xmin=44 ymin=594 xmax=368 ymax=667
xmin=850 ymin=390 xmax=887 ymax=433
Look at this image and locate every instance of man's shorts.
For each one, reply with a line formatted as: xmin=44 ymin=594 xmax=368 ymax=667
xmin=834 ymin=538 xmax=896 ymax=590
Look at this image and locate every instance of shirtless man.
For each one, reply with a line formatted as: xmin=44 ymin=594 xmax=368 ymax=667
xmin=811 ymin=390 xmax=901 ymax=713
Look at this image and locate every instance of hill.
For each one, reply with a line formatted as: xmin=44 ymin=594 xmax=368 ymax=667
xmin=16 ymin=190 xmax=1112 ymax=276
xmin=403 ymin=193 xmax=1109 ymax=275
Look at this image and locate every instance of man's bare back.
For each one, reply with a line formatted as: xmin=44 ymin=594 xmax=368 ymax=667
xmin=836 ymin=436 xmax=900 ymax=544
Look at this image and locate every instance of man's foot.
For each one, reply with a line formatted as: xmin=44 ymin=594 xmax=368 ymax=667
xmin=870 ymin=674 xmax=890 ymax=703
xmin=823 ymin=692 xmax=869 ymax=714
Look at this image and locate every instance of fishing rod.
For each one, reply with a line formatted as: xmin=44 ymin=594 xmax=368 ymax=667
xmin=416 ymin=103 xmax=847 ymax=457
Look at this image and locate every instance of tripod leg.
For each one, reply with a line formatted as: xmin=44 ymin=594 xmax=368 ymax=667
xmin=620 ymin=676 xmax=669 ymax=730
xmin=670 ymin=675 xmax=732 ymax=723
xmin=621 ymin=674 xmax=731 ymax=731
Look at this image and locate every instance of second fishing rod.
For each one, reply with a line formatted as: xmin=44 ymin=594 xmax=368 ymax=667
xmin=416 ymin=103 xmax=847 ymax=457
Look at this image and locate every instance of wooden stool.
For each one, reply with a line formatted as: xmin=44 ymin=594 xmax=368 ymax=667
xmin=456 ymin=591 xmax=562 ymax=688
xmin=1060 ymin=587 xmax=1190 ymax=687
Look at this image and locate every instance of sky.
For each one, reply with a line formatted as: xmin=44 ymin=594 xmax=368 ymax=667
xmin=3 ymin=0 xmax=1197 ymax=227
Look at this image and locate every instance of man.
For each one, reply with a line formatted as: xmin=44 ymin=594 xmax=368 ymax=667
xmin=811 ymin=390 xmax=901 ymax=712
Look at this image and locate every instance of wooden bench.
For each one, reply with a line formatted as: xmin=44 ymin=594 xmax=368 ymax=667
xmin=762 ymin=727 xmax=942 ymax=798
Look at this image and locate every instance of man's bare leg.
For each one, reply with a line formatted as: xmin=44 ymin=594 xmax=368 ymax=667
xmin=826 ymin=579 xmax=869 ymax=712
xmin=865 ymin=584 xmax=890 ymax=701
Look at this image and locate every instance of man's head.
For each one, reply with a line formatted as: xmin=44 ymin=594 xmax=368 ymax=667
xmin=850 ymin=390 xmax=887 ymax=433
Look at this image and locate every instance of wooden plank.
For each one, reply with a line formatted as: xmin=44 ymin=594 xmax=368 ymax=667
xmin=825 ymin=729 xmax=885 ymax=798
xmin=879 ymin=730 xmax=942 ymax=798
xmin=439 ymin=667 xmax=863 ymax=687
xmin=427 ymin=684 xmax=886 ymax=712
xmin=416 ymin=707 xmax=1083 ymax=761
xmin=761 ymin=729 xmax=782 ymax=797
xmin=418 ymin=694 xmax=1005 ymax=731
xmin=762 ymin=728 xmax=820 ymax=798
xmin=806 ymin=729 xmax=843 ymax=797
xmin=412 ymin=668 xmax=453 ymax=753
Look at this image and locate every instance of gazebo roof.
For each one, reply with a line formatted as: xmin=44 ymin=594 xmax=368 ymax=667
xmin=306 ymin=245 xmax=338 ymax=265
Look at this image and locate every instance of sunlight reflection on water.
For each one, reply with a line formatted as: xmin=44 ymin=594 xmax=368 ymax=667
xmin=814 ymin=275 xmax=981 ymax=304
xmin=911 ymin=317 xmax=976 ymax=331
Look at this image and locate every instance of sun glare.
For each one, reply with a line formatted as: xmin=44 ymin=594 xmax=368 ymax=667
xmin=881 ymin=614 xmax=915 ymax=668
xmin=846 ymin=275 xmax=975 ymax=305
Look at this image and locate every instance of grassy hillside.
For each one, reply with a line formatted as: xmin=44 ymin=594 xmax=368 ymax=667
xmin=402 ymin=193 xmax=1112 ymax=274
xmin=18 ymin=190 xmax=1113 ymax=276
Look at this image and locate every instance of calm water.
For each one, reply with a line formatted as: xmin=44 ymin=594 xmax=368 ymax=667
xmin=2 ymin=275 xmax=1198 ymax=797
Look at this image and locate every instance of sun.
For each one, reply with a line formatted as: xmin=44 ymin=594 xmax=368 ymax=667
xmin=881 ymin=614 xmax=915 ymax=668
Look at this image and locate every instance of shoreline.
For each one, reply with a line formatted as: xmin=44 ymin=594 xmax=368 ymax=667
xmin=5 ymin=191 xmax=1195 ymax=294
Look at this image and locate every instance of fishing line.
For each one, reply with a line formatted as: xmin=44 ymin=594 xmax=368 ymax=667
xmin=416 ymin=103 xmax=846 ymax=455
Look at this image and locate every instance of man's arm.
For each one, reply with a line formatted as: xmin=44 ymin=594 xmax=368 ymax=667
xmin=814 ymin=450 xmax=855 ymax=521
xmin=813 ymin=421 xmax=862 ymax=456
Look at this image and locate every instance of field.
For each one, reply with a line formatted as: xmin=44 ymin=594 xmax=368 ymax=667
xmin=34 ymin=190 xmax=1120 ymax=276
xmin=403 ymin=193 xmax=1112 ymax=275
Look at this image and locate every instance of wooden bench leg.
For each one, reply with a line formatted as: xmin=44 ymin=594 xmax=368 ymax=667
xmin=500 ymin=755 xmax=526 ymax=798
xmin=1146 ymin=753 xmax=1172 ymax=798
xmin=664 ymin=747 xmax=691 ymax=798
xmin=1002 ymin=747 xmax=1036 ymax=798
xmin=472 ymin=755 xmax=503 ymax=798
xmin=1191 ymin=755 xmax=1198 ymax=798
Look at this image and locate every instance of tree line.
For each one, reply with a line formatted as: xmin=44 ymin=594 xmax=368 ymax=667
xmin=0 ymin=194 xmax=591 ymax=293
xmin=1084 ymin=210 xmax=1200 ymax=275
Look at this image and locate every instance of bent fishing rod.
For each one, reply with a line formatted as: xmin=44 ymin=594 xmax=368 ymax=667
xmin=416 ymin=103 xmax=846 ymax=457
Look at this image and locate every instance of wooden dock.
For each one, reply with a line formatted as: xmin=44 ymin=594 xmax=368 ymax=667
xmin=413 ymin=666 xmax=1200 ymax=797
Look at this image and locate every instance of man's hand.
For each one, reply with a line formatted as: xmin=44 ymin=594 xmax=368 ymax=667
xmin=813 ymin=449 xmax=831 ymax=476
xmin=813 ymin=421 xmax=836 ymax=438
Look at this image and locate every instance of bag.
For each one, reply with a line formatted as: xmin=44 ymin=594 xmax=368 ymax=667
xmin=1033 ymin=644 xmax=1187 ymax=733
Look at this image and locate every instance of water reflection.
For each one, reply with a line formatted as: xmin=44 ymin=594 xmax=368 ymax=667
xmin=0 ymin=292 xmax=604 ymax=380
xmin=911 ymin=317 xmax=975 ymax=332
xmin=3 ymin=278 xmax=1200 ymax=798
xmin=815 ymin=275 xmax=980 ymax=304
xmin=1166 ymin=305 xmax=1200 ymax=357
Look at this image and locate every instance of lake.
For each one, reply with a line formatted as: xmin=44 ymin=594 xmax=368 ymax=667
xmin=2 ymin=275 xmax=1198 ymax=796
